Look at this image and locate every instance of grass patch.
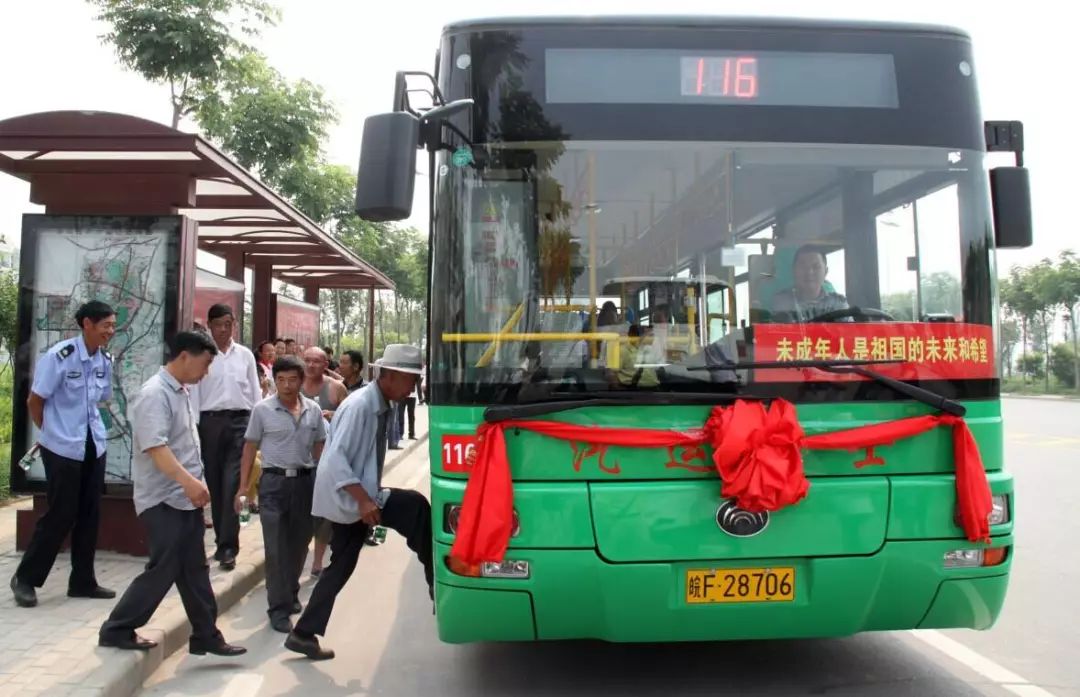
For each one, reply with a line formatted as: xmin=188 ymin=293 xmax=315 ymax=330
xmin=0 ymin=367 xmax=10 ymax=499
xmin=0 ymin=442 xmax=9 ymax=499
xmin=1001 ymin=376 xmax=1080 ymax=396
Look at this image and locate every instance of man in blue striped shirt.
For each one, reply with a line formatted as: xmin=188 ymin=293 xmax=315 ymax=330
xmin=237 ymin=356 xmax=326 ymax=634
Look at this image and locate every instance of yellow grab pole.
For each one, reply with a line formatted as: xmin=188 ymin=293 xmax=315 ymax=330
xmin=588 ymin=152 xmax=599 ymax=367
xmin=475 ymin=301 xmax=526 ymax=367
xmin=443 ymin=332 xmax=622 ymax=369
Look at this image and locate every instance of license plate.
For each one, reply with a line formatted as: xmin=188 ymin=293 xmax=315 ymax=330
xmin=685 ymin=567 xmax=795 ymax=604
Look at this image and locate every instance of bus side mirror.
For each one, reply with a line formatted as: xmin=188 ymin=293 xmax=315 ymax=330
xmin=989 ymin=166 xmax=1033 ymax=249
xmin=355 ymin=112 xmax=419 ymax=222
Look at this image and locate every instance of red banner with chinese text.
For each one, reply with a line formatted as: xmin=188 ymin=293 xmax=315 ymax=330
xmin=752 ymin=323 xmax=995 ymax=382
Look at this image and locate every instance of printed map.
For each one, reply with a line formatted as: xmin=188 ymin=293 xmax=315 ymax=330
xmin=25 ymin=227 xmax=169 ymax=483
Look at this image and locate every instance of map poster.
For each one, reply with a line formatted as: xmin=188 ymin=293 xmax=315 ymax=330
xmin=193 ymin=268 xmax=245 ymax=340
xmin=11 ymin=215 xmax=188 ymax=492
xmin=272 ymin=294 xmax=320 ymax=348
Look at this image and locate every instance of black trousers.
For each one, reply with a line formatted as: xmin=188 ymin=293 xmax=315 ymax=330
xmin=295 ymin=488 xmax=433 ymax=637
xmin=16 ymin=432 xmax=105 ymax=590
xmin=259 ymin=470 xmax=315 ymax=621
xmin=198 ymin=411 xmax=248 ymax=557
xmin=396 ymin=397 xmax=417 ymax=438
xmin=100 ymin=504 xmax=222 ymax=644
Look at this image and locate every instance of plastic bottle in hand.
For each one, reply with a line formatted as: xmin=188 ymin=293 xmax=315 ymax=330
xmin=239 ymin=496 xmax=250 ymax=526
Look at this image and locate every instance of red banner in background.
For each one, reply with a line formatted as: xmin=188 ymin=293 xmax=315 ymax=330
xmin=273 ymin=294 xmax=320 ymax=348
xmin=193 ymin=269 xmax=244 ymax=340
xmin=753 ymin=323 xmax=996 ymax=382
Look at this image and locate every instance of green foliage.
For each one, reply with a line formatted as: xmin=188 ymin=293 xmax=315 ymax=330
xmin=1016 ymin=352 xmax=1045 ymax=379
xmin=194 ymin=52 xmax=336 ymax=184
xmin=0 ymin=443 xmax=9 ymax=500
xmin=276 ymin=160 xmax=356 ymax=225
xmin=0 ymin=367 xmax=12 ymax=444
xmin=0 ymin=269 xmax=18 ymax=366
xmin=880 ymin=272 xmax=961 ymax=322
xmin=90 ymin=0 xmax=279 ymax=126
xmin=1001 ymin=253 xmax=1080 ymax=388
xmin=91 ymin=0 xmax=428 ymax=353
xmin=1050 ymin=343 xmax=1076 ymax=387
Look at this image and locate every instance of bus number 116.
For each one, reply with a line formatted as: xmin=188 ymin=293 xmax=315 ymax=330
xmin=442 ymin=435 xmax=478 ymax=473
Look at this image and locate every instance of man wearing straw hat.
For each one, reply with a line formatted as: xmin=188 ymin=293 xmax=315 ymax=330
xmin=285 ymin=344 xmax=433 ymax=661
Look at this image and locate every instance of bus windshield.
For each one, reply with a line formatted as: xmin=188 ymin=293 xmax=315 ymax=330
xmin=430 ymin=140 xmax=996 ymax=404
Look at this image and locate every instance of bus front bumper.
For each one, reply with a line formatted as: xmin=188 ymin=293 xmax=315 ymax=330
xmin=433 ymin=537 xmax=1012 ymax=644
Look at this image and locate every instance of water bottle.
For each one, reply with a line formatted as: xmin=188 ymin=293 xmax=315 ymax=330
xmin=239 ymin=496 xmax=250 ymax=526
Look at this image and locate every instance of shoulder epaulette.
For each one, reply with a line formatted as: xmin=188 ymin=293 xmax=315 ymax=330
xmin=57 ymin=344 xmax=75 ymax=360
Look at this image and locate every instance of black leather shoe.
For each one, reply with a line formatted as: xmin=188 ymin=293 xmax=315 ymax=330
xmin=284 ymin=631 xmax=335 ymax=660
xmin=270 ymin=616 xmax=293 ymax=633
xmin=99 ymin=633 xmax=157 ymax=651
xmin=291 ymin=600 xmax=303 ymax=615
xmin=220 ymin=552 xmax=237 ymax=571
xmin=69 ymin=585 xmax=116 ymax=599
xmin=189 ymin=638 xmax=247 ymax=657
xmin=10 ymin=575 xmax=36 ymax=608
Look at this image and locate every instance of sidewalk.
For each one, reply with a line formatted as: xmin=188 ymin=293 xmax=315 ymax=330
xmin=0 ymin=405 xmax=429 ymax=697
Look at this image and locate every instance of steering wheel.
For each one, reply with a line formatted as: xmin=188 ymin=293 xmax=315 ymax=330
xmin=807 ymin=306 xmax=895 ymax=323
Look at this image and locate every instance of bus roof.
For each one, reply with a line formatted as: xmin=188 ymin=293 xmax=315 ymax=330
xmin=441 ymin=16 xmax=970 ymax=40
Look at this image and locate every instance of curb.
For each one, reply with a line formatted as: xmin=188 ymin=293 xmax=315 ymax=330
xmin=1001 ymin=393 xmax=1080 ymax=402
xmin=384 ymin=431 xmax=430 ymax=479
xmin=87 ymin=554 xmax=267 ymax=697
xmin=89 ymin=430 xmax=428 ymax=697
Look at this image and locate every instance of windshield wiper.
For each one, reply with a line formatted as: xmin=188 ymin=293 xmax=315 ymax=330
xmin=820 ymin=364 xmax=966 ymax=416
xmin=691 ymin=358 xmax=965 ymax=416
xmin=484 ymin=391 xmax=749 ymax=423
xmin=485 ymin=359 xmax=965 ymax=423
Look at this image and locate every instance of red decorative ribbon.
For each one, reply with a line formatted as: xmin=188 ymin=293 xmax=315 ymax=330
xmin=450 ymin=399 xmax=992 ymax=565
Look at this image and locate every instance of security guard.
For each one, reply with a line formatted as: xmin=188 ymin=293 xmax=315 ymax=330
xmin=11 ymin=300 xmax=119 ymax=608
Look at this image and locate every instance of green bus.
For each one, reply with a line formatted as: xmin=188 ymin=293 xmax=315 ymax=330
xmin=355 ymin=16 xmax=1033 ymax=643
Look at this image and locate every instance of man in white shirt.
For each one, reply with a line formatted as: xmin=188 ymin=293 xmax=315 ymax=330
xmin=190 ymin=304 xmax=261 ymax=570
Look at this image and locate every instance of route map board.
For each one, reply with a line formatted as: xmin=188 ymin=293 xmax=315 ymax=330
xmin=11 ymin=216 xmax=190 ymax=490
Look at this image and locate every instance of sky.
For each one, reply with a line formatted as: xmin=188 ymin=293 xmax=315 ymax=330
xmin=0 ymin=0 xmax=1071 ymax=278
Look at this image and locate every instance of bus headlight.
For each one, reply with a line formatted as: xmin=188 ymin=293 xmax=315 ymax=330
xmin=444 ymin=504 xmax=520 ymax=537
xmin=944 ymin=546 xmax=1008 ymax=568
xmin=989 ymin=495 xmax=1010 ymax=525
xmin=482 ymin=560 xmax=530 ymax=579
xmin=955 ymin=494 xmax=1009 ymax=527
xmin=445 ymin=556 xmax=531 ymax=579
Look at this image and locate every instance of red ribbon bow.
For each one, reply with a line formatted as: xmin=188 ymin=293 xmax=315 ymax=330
xmin=450 ymin=400 xmax=992 ymax=565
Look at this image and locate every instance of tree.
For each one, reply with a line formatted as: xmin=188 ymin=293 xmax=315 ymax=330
xmin=0 ymin=269 xmax=18 ymax=372
xmin=999 ymin=316 xmax=1020 ymax=378
xmin=1000 ymin=269 xmax=1039 ymax=383
xmin=1050 ymin=344 xmax=1076 ymax=387
xmin=91 ymin=0 xmax=279 ymax=128
xmin=1051 ymin=250 xmax=1080 ymax=389
xmin=920 ymin=272 xmax=962 ymax=318
xmin=1017 ymin=352 xmax=1045 ymax=380
xmin=194 ymin=52 xmax=336 ymax=185
xmin=1028 ymin=259 xmax=1062 ymax=392
xmin=881 ymin=291 xmax=916 ymax=321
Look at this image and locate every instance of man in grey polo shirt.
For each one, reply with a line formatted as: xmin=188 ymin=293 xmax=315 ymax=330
xmin=285 ymin=344 xmax=433 ymax=661
xmin=236 ymin=355 xmax=326 ymax=633
xmin=99 ymin=332 xmax=246 ymax=657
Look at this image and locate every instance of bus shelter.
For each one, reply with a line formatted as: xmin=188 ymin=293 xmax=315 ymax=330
xmin=0 ymin=111 xmax=393 ymax=553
